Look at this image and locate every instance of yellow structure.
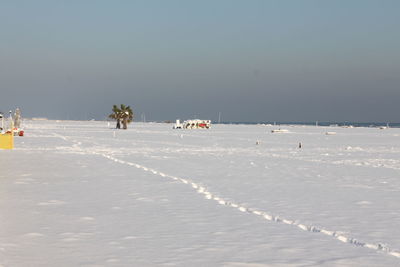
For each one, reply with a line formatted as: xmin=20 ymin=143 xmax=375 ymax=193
xmin=0 ymin=133 xmax=14 ymax=149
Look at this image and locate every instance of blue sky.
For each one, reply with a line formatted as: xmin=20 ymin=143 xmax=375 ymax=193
xmin=1 ymin=0 xmax=399 ymax=122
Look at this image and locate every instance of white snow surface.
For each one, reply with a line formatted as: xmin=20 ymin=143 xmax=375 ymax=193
xmin=1 ymin=120 xmax=400 ymax=266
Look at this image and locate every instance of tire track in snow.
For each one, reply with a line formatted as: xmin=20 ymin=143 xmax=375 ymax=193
xmin=50 ymin=132 xmax=400 ymax=259
xmin=96 ymin=152 xmax=400 ymax=259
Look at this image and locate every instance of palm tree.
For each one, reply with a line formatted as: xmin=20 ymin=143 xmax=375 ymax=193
xmin=109 ymin=104 xmax=134 ymax=129
xmin=109 ymin=105 xmax=121 ymax=129
xmin=120 ymin=104 xmax=134 ymax=129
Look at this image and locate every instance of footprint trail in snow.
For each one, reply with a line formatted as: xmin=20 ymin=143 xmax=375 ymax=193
xmin=54 ymin=132 xmax=400 ymax=260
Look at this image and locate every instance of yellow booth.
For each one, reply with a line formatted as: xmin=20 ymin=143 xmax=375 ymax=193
xmin=0 ymin=133 xmax=14 ymax=149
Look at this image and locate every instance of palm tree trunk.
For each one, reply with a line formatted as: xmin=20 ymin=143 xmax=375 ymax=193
xmin=122 ymin=118 xmax=128 ymax=129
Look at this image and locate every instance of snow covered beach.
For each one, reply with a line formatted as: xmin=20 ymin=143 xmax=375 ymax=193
xmin=1 ymin=120 xmax=400 ymax=266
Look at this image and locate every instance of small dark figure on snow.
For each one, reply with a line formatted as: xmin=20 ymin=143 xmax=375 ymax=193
xmin=298 ymin=142 xmax=302 ymax=149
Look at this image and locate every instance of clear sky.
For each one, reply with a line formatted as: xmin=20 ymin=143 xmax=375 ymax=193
xmin=0 ymin=0 xmax=399 ymax=122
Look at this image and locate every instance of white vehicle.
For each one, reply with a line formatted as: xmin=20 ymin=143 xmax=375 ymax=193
xmin=173 ymin=119 xmax=183 ymax=129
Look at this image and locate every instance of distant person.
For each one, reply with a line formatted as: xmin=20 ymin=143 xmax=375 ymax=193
xmin=299 ymin=142 xmax=302 ymax=149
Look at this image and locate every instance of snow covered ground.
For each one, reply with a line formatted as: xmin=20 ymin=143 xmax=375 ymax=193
xmin=1 ymin=120 xmax=400 ymax=266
